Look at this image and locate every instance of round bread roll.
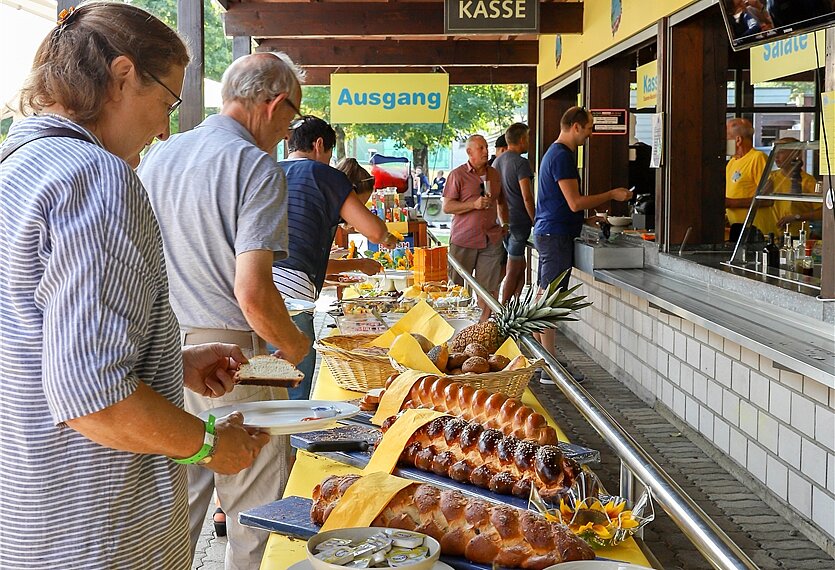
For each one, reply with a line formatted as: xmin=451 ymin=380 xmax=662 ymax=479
xmin=488 ymin=354 xmax=511 ymax=371
xmin=461 ymin=356 xmax=490 ymax=374
xmin=447 ymin=352 xmax=468 ymax=370
xmin=464 ymin=343 xmax=490 ymax=359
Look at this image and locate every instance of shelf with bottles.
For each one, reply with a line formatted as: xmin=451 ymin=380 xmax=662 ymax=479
xmin=727 ymin=140 xmax=826 ymax=290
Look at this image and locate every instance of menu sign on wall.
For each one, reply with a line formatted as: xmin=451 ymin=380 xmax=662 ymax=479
xmin=750 ymin=30 xmax=826 ymax=84
xmin=590 ymin=109 xmax=628 ymax=135
xmin=445 ymin=0 xmax=539 ymax=33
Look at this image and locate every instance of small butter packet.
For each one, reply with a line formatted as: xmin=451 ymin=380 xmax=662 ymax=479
xmin=388 ymin=530 xmax=423 ymax=549
xmin=386 ymin=545 xmax=429 ymax=566
xmin=314 ymin=545 xmax=355 ymax=565
xmin=314 ymin=538 xmax=352 ymax=552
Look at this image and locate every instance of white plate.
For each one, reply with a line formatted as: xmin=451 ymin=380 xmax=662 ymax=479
xmin=285 ymin=298 xmax=316 ymax=316
xmin=287 ymin=561 xmax=453 ymax=570
xmin=544 ymin=562 xmax=653 ymax=570
xmin=198 ymin=400 xmax=359 ymax=435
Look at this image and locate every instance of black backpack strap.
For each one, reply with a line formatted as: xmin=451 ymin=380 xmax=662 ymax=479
xmin=0 ymin=127 xmax=94 ymax=164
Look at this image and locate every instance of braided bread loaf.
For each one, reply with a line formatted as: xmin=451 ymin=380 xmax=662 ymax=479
xmin=381 ymin=415 xmax=580 ymax=502
xmin=311 ymin=474 xmax=595 ymax=569
xmin=382 ymin=374 xmax=558 ymax=445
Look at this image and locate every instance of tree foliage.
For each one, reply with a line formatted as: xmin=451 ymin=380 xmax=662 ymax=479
xmin=127 ymin=0 xmax=232 ymax=81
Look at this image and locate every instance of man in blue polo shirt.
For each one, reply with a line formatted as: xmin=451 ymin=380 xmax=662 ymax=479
xmin=534 ymin=107 xmax=632 ymax=381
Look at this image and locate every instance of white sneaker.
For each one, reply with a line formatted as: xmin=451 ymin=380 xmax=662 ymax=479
xmin=539 ymin=370 xmax=555 ymax=385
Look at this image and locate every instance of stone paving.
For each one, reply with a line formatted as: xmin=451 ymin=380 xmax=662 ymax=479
xmin=192 ymin=302 xmax=835 ymax=569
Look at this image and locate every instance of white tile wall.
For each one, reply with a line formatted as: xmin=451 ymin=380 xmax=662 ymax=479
xmin=788 ymin=470 xmax=813 ymax=518
xmin=815 ymin=405 xmax=835 ymax=452
xmin=792 ymin=392 xmax=816 ymax=438
xmin=769 ymin=383 xmax=792 ymax=423
xmin=766 ymin=454 xmax=788 ymax=500
xmin=801 ymin=439 xmax=828 ymax=487
xmin=778 ymin=424 xmax=801 ymax=465
xmin=564 ymin=274 xmax=835 ymax=542
xmin=748 ymin=441 xmax=768 ymax=484
xmin=812 ymin=487 xmax=835 ymax=537
xmin=749 ymin=371 xmax=770 ymax=410
xmin=731 ymin=361 xmax=750 ymax=399
xmin=758 ymin=411 xmax=779 ymax=453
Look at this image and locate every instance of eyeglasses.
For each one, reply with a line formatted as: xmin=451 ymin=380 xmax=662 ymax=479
xmin=283 ymin=96 xmax=305 ymax=129
xmin=145 ymin=70 xmax=182 ymax=116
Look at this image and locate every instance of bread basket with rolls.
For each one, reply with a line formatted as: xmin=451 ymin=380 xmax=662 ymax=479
xmin=315 ymin=334 xmax=398 ymax=392
xmin=388 ymin=333 xmax=542 ymax=399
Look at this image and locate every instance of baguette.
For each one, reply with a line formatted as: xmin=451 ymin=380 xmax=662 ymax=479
xmin=311 ymin=474 xmax=595 ymax=569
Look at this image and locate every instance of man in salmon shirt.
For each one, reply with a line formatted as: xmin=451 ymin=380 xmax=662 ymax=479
xmin=443 ymin=134 xmax=509 ymax=321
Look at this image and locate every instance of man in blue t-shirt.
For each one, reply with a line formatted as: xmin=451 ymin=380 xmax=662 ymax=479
xmin=534 ymin=107 xmax=632 ymax=380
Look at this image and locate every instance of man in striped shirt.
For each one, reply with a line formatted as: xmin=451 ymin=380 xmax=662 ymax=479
xmin=443 ymin=134 xmax=509 ymax=321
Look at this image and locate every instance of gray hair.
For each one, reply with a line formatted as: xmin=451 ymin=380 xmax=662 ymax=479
xmin=221 ymin=51 xmax=305 ymax=105
xmin=727 ymin=118 xmax=754 ymax=141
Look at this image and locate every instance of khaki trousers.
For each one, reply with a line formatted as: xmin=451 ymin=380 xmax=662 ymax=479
xmin=182 ymin=329 xmax=290 ymax=570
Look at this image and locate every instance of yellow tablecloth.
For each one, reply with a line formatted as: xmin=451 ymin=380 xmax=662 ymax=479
xmin=260 ymin=364 xmax=653 ymax=569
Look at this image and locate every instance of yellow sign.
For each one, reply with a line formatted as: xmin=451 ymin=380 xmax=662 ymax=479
xmin=330 ymin=73 xmax=449 ymax=124
xmin=750 ymin=31 xmax=826 ymax=84
xmin=822 ymin=91 xmax=835 ymax=176
xmin=636 ymin=60 xmax=658 ymax=110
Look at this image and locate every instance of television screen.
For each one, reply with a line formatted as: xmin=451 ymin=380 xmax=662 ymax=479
xmin=719 ymin=0 xmax=835 ymax=51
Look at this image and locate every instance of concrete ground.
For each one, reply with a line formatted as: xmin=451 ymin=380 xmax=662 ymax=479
xmin=192 ymin=293 xmax=833 ymax=570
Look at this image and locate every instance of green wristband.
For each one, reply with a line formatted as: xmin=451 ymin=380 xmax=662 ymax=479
xmin=173 ymin=414 xmax=216 ymax=465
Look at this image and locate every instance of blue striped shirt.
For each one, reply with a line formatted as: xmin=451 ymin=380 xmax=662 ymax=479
xmin=0 ymin=115 xmax=190 ymax=569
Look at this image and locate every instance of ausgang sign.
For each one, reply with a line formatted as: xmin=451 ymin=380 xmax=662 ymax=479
xmin=445 ymin=0 xmax=539 ymax=34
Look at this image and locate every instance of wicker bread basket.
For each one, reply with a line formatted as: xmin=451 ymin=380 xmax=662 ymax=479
xmin=390 ymin=358 xmax=543 ymax=399
xmin=315 ymin=334 xmax=397 ymax=392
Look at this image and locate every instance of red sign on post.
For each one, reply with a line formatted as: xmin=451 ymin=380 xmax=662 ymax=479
xmin=590 ymin=108 xmax=628 ymax=135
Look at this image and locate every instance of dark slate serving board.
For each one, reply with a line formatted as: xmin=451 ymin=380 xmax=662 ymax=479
xmin=239 ymin=496 xmax=487 ymax=570
xmin=290 ymin=424 xmax=599 ymax=511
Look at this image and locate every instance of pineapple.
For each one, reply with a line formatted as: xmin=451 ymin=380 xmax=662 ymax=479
xmin=449 ymin=271 xmax=591 ymax=353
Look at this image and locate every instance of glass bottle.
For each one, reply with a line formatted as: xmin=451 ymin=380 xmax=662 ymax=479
xmin=793 ymin=223 xmax=807 ymax=273
xmin=763 ymin=233 xmax=780 ymax=269
xmin=779 ymin=225 xmax=794 ymax=270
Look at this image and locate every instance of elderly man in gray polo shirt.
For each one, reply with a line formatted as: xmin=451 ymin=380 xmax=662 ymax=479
xmin=138 ymin=52 xmax=309 ymax=569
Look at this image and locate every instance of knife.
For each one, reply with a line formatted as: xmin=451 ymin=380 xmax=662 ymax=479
xmin=305 ymin=439 xmax=372 ymax=453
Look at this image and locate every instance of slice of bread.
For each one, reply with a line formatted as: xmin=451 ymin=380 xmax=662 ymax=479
xmin=235 ymin=355 xmax=304 ymax=387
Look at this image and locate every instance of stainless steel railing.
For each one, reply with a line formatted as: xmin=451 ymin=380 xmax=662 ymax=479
xmin=433 ymin=233 xmax=758 ymax=570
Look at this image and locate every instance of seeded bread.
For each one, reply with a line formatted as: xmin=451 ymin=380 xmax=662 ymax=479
xmin=234 ymin=355 xmax=304 ymax=387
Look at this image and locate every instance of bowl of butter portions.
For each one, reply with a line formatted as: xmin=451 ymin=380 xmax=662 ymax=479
xmin=307 ymin=527 xmax=440 ymax=569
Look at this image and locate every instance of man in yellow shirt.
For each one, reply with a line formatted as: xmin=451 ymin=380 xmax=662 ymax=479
xmin=725 ymin=118 xmax=775 ymax=236
xmin=763 ymin=137 xmax=822 ymax=237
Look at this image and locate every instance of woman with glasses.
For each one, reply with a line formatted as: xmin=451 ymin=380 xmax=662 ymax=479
xmin=0 ymin=3 xmax=270 ymax=568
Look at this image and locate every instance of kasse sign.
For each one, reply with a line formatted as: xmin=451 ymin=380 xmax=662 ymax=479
xmin=445 ymin=0 xmax=538 ymax=34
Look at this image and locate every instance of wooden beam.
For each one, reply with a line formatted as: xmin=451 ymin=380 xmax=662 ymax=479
xmin=233 ymin=36 xmax=252 ymax=60
xmin=178 ymin=0 xmax=204 ymax=131
xmin=257 ymin=39 xmax=538 ymax=66
xmin=225 ymin=2 xmax=582 ymax=37
xmin=298 ymin=66 xmax=536 ymax=86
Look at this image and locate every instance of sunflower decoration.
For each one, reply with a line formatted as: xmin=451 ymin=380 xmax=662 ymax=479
xmin=530 ymin=470 xmax=653 ymax=548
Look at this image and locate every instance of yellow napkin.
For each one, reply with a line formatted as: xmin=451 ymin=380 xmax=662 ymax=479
xmin=388 ymin=333 xmax=443 ymax=375
xmin=320 ymin=471 xmax=415 ymax=532
xmin=495 ymin=337 xmax=528 ymax=366
xmin=371 ymin=370 xmax=428 ymax=426
xmin=386 ymin=221 xmax=409 ymax=235
xmin=364 ymin=408 xmax=449 ymax=475
xmin=342 ymin=286 xmax=360 ymax=300
xmin=369 ymin=300 xmax=453 ymax=348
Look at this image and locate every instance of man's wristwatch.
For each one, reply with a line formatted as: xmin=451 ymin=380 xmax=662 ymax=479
xmin=173 ymin=415 xmax=217 ymax=465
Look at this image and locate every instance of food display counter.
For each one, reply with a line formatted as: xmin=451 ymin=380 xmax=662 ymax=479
xmin=257 ymin=361 xmax=655 ymax=569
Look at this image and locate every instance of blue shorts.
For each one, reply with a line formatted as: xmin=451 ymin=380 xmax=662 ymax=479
xmin=534 ymin=233 xmax=575 ymax=290
xmin=503 ymin=226 xmax=531 ymax=259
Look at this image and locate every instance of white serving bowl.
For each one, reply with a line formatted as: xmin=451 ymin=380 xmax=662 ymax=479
xmin=306 ymin=527 xmax=440 ymax=570
xmin=606 ymin=216 xmax=632 ymax=227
